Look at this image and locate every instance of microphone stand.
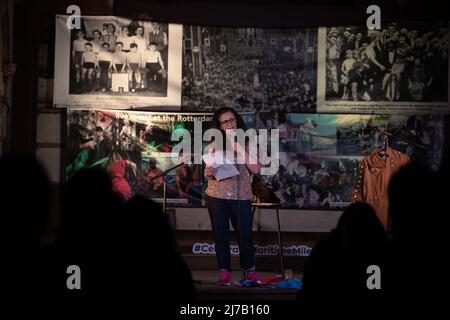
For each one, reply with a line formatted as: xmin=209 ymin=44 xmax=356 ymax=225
xmin=148 ymin=162 xmax=185 ymax=213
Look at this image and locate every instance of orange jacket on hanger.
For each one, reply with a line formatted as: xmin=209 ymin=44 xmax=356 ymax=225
xmin=352 ymin=147 xmax=410 ymax=230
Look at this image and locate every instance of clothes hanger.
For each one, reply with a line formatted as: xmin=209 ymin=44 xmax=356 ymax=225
xmin=369 ymin=126 xmax=427 ymax=150
xmin=376 ymin=134 xmax=388 ymax=157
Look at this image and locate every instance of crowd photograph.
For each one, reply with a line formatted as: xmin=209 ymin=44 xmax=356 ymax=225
xmin=325 ymin=22 xmax=448 ymax=103
xmin=182 ymin=27 xmax=317 ymax=113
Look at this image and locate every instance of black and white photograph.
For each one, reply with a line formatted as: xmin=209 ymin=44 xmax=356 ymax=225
xmin=181 ymin=26 xmax=317 ymax=113
xmin=317 ymin=22 xmax=450 ymax=114
xmin=54 ymin=16 xmax=182 ymax=109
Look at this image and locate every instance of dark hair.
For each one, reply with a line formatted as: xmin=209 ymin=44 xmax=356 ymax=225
xmin=130 ymin=43 xmax=138 ymax=49
xmin=116 ymin=41 xmax=124 ymax=47
xmin=149 ymin=41 xmax=158 ymax=47
xmin=92 ymin=29 xmax=101 ymax=35
xmin=102 ymin=42 xmax=110 ymax=48
xmin=85 ymin=42 xmax=92 ymax=47
xmin=210 ymin=107 xmax=247 ymax=152
xmin=211 ymin=107 xmax=247 ymax=131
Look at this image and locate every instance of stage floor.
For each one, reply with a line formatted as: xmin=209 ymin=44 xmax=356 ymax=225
xmin=191 ymin=270 xmax=302 ymax=300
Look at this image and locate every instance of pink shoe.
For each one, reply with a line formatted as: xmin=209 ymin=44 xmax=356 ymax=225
xmin=217 ymin=271 xmax=232 ymax=286
xmin=246 ymin=271 xmax=261 ymax=282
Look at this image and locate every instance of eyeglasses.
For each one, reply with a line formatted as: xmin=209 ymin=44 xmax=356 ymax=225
xmin=219 ymin=117 xmax=236 ymax=126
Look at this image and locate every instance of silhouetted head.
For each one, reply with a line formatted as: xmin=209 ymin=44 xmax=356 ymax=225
xmin=125 ymin=195 xmax=174 ymax=245
xmin=334 ymin=202 xmax=386 ymax=252
xmin=388 ymin=164 xmax=438 ymax=242
xmin=0 ymin=155 xmax=51 ymax=250
xmin=122 ymin=195 xmax=195 ymax=299
xmin=62 ymin=167 xmax=122 ymax=245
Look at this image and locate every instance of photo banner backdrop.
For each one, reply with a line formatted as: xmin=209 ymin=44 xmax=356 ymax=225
xmin=67 ymin=109 xmax=445 ymax=209
xmin=67 ymin=109 xmax=255 ymax=206
xmin=181 ymin=26 xmax=318 ymax=113
xmin=317 ymin=22 xmax=450 ymax=114
xmin=54 ymin=16 xmax=182 ymax=109
xmin=255 ymin=112 xmax=444 ymax=208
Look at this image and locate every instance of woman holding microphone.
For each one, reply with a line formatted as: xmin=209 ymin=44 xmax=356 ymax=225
xmin=204 ymin=107 xmax=261 ymax=286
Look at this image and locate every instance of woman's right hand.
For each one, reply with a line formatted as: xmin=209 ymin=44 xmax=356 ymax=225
xmin=204 ymin=165 xmax=216 ymax=179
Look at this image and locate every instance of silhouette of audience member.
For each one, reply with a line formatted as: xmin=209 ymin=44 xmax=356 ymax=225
xmin=56 ymin=167 xmax=194 ymax=300
xmin=299 ymin=202 xmax=386 ymax=300
xmin=385 ymin=164 xmax=446 ymax=298
xmin=0 ymin=156 xmax=194 ymax=301
xmin=123 ymin=195 xmax=196 ymax=300
xmin=58 ymin=167 xmax=125 ymax=298
xmin=0 ymin=155 xmax=51 ymax=297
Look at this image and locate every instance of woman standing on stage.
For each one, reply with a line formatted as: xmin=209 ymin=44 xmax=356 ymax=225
xmin=204 ymin=107 xmax=261 ymax=285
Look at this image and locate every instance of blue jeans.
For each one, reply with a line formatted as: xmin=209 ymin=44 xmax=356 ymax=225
xmin=206 ymin=196 xmax=256 ymax=272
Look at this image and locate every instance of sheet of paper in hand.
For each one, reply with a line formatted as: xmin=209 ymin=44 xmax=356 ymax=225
xmin=202 ymin=152 xmax=240 ymax=181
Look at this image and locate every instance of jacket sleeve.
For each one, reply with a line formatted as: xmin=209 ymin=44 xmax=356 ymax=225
xmin=352 ymin=158 xmax=366 ymax=203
